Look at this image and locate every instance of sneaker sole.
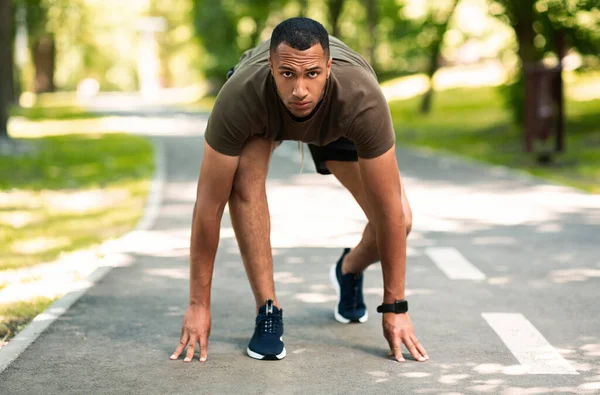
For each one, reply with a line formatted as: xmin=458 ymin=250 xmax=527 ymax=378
xmin=246 ymin=347 xmax=286 ymax=360
xmin=329 ymin=263 xmax=368 ymax=324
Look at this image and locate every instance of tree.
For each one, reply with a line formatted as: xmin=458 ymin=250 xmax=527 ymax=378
xmin=365 ymin=0 xmax=378 ymax=70
xmin=299 ymin=0 xmax=309 ymax=17
xmin=492 ymin=0 xmax=600 ymax=156
xmin=193 ymin=0 xmax=286 ymax=89
xmin=328 ymin=0 xmax=345 ymax=37
xmin=0 ymin=0 xmax=12 ymax=139
xmin=25 ymin=0 xmax=56 ymax=93
xmin=420 ymin=0 xmax=460 ymax=114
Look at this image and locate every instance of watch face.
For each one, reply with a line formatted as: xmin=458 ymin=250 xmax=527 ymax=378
xmin=395 ymin=300 xmax=408 ymax=313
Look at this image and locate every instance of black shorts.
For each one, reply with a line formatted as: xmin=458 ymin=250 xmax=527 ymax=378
xmin=308 ymin=137 xmax=358 ymax=175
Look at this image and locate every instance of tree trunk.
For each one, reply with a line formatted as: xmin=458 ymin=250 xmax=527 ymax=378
xmin=299 ymin=0 xmax=309 ymax=17
xmin=0 ymin=0 xmax=12 ymax=139
xmin=32 ymin=34 xmax=56 ymax=94
xmin=514 ymin=16 xmax=538 ymax=152
xmin=365 ymin=0 xmax=378 ymax=71
xmin=420 ymin=0 xmax=460 ymax=114
xmin=251 ymin=18 xmax=266 ymax=47
xmin=328 ymin=0 xmax=345 ymax=37
xmin=8 ymin=0 xmax=18 ymax=104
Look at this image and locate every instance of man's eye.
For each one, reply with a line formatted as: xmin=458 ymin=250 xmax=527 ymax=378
xmin=282 ymin=72 xmax=293 ymax=78
xmin=308 ymin=72 xmax=318 ymax=78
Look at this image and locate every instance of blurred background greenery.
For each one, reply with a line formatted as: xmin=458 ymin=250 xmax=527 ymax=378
xmin=0 ymin=0 xmax=599 ymax=193
xmin=0 ymin=0 xmax=599 ymax=179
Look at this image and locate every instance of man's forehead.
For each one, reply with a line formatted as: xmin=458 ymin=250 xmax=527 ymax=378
xmin=273 ymin=42 xmax=326 ymax=59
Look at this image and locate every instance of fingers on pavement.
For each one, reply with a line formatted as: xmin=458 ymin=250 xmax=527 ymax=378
xmin=184 ymin=335 xmax=198 ymax=362
xmin=404 ymin=336 xmax=426 ymax=362
xmin=199 ymin=335 xmax=208 ymax=362
xmin=170 ymin=331 xmax=190 ymax=360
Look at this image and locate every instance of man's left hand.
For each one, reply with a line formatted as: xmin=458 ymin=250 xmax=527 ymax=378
xmin=382 ymin=313 xmax=429 ymax=362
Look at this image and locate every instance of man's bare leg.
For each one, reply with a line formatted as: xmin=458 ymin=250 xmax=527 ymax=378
xmin=325 ymin=160 xmax=412 ymax=274
xmin=228 ymin=138 xmax=279 ymax=309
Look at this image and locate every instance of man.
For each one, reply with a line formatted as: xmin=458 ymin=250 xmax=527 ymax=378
xmin=170 ymin=17 xmax=428 ymax=363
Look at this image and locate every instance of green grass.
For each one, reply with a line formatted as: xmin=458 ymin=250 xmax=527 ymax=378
xmin=9 ymin=105 xmax=102 ymax=121
xmin=9 ymin=91 xmax=100 ymax=121
xmin=388 ymin=87 xmax=600 ymax=193
xmin=0 ymin=132 xmax=154 ymax=271
xmin=0 ymin=297 xmax=56 ymax=341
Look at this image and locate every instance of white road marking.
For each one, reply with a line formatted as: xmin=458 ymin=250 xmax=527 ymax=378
xmin=425 ymin=247 xmax=486 ymax=280
xmin=482 ymin=313 xmax=579 ymax=375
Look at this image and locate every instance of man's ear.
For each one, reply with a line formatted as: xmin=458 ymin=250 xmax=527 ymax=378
xmin=327 ymin=57 xmax=332 ymax=78
xmin=268 ymin=56 xmax=274 ymax=76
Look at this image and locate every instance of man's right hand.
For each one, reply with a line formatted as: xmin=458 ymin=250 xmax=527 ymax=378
xmin=170 ymin=304 xmax=211 ymax=362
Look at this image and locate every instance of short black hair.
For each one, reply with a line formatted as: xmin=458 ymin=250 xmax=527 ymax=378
xmin=270 ymin=18 xmax=329 ymax=58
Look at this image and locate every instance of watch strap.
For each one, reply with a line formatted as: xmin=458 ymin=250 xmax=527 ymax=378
xmin=377 ymin=300 xmax=409 ymax=314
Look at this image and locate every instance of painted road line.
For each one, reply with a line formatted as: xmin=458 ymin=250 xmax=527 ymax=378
xmin=482 ymin=313 xmax=579 ymax=375
xmin=425 ymin=247 xmax=486 ymax=280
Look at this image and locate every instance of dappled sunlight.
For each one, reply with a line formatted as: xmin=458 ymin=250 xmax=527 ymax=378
xmin=46 ymin=189 xmax=130 ymax=214
xmin=380 ymin=62 xmax=507 ymax=102
xmin=158 ymin=203 xmax=193 ymax=217
xmin=11 ymin=237 xmax=71 ymax=255
xmin=580 ymin=344 xmax=600 ymax=358
xmin=398 ymin=371 xmax=432 ymax=378
xmin=8 ymin=118 xmax=110 ymax=138
xmin=0 ymin=211 xmax=42 ymax=228
xmin=273 ymin=271 xmax=304 ymax=284
xmin=285 ymin=256 xmax=305 ymax=264
xmin=472 ymin=237 xmax=517 ymax=246
xmin=145 ymin=248 xmax=189 ymax=258
xmin=163 ymin=182 xmax=196 ymax=203
xmin=548 ymin=268 xmax=600 ymax=284
xmin=0 ymin=188 xmax=130 ymax=214
xmin=102 ymin=229 xmax=189 ymax=254
xmin=487 ymin=277 xmax=512 ymax=286
xmin=165 ymin=305 xmax=185 ymax=317
xmin=294 ymin=293 xmax=337 ymax=304
xmin=309 ymin=284 xmax=328 ymax=292
xmin=433 ymin=61 xmax=507 ymax=90
xmin=266 ymin=177 xmax=366 ymax=248
xmin=567 ymin=79 xmax=600 ymax=102
xmin=9 ymin=114 xmax=207 ymax=139
xmin=362 ymin=287 xmax=434 ymax=297
xmin=473 ymin=363 xmax=530 ymax=376
xmin=405 ymin=173 xmax=600 ymax=232
xmin=0 ymin=252 xmax=133 ymax=304
xmin=380 ymin=74 xmax=429 ymax=101
xmin=145 ymin=267 xmax=188 ymax=280
xmin=439 ymin=374 xmax=470 ymax=385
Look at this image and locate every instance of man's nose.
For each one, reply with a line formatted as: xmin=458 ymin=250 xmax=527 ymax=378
xmin=293 ymin=78 xmax=307 ymax=98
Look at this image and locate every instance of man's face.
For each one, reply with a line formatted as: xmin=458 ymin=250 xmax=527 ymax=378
xmin=269 ymin=42 xmax=332 ymax=118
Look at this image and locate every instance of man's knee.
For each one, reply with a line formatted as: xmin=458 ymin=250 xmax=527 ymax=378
xmin=403 ymin=206 xmax=413 ymax=236
xmin=405 ymin=215 xmax=412 ymax=236
xmin=366 ymin=213 xmax=412 ymax=241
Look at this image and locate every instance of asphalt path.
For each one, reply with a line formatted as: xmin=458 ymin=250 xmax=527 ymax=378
xmin=1 ymin=112 xmax=598 ymax=394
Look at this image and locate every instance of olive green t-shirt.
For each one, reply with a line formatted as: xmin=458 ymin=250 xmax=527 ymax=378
xmin=204 ymin=36 xmax=395 ymax=159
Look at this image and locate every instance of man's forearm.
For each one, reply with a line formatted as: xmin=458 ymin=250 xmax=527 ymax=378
xmin=376 ymin=214 xmax=407 ymax=303
xmin=189 ymin=203 xmax=224 ymax=307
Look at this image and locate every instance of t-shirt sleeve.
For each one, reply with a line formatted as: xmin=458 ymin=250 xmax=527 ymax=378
xmin=204 ymin=79 xmax=257 ymax=157
xmin=345 ymin=72 xmax=395 ymax=159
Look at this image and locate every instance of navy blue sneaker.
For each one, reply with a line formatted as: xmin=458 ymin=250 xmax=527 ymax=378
xmin=329 ymin=248 xmax=368 ymax=323
xmin=247 ymin=299 xmax=286 ymax=360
